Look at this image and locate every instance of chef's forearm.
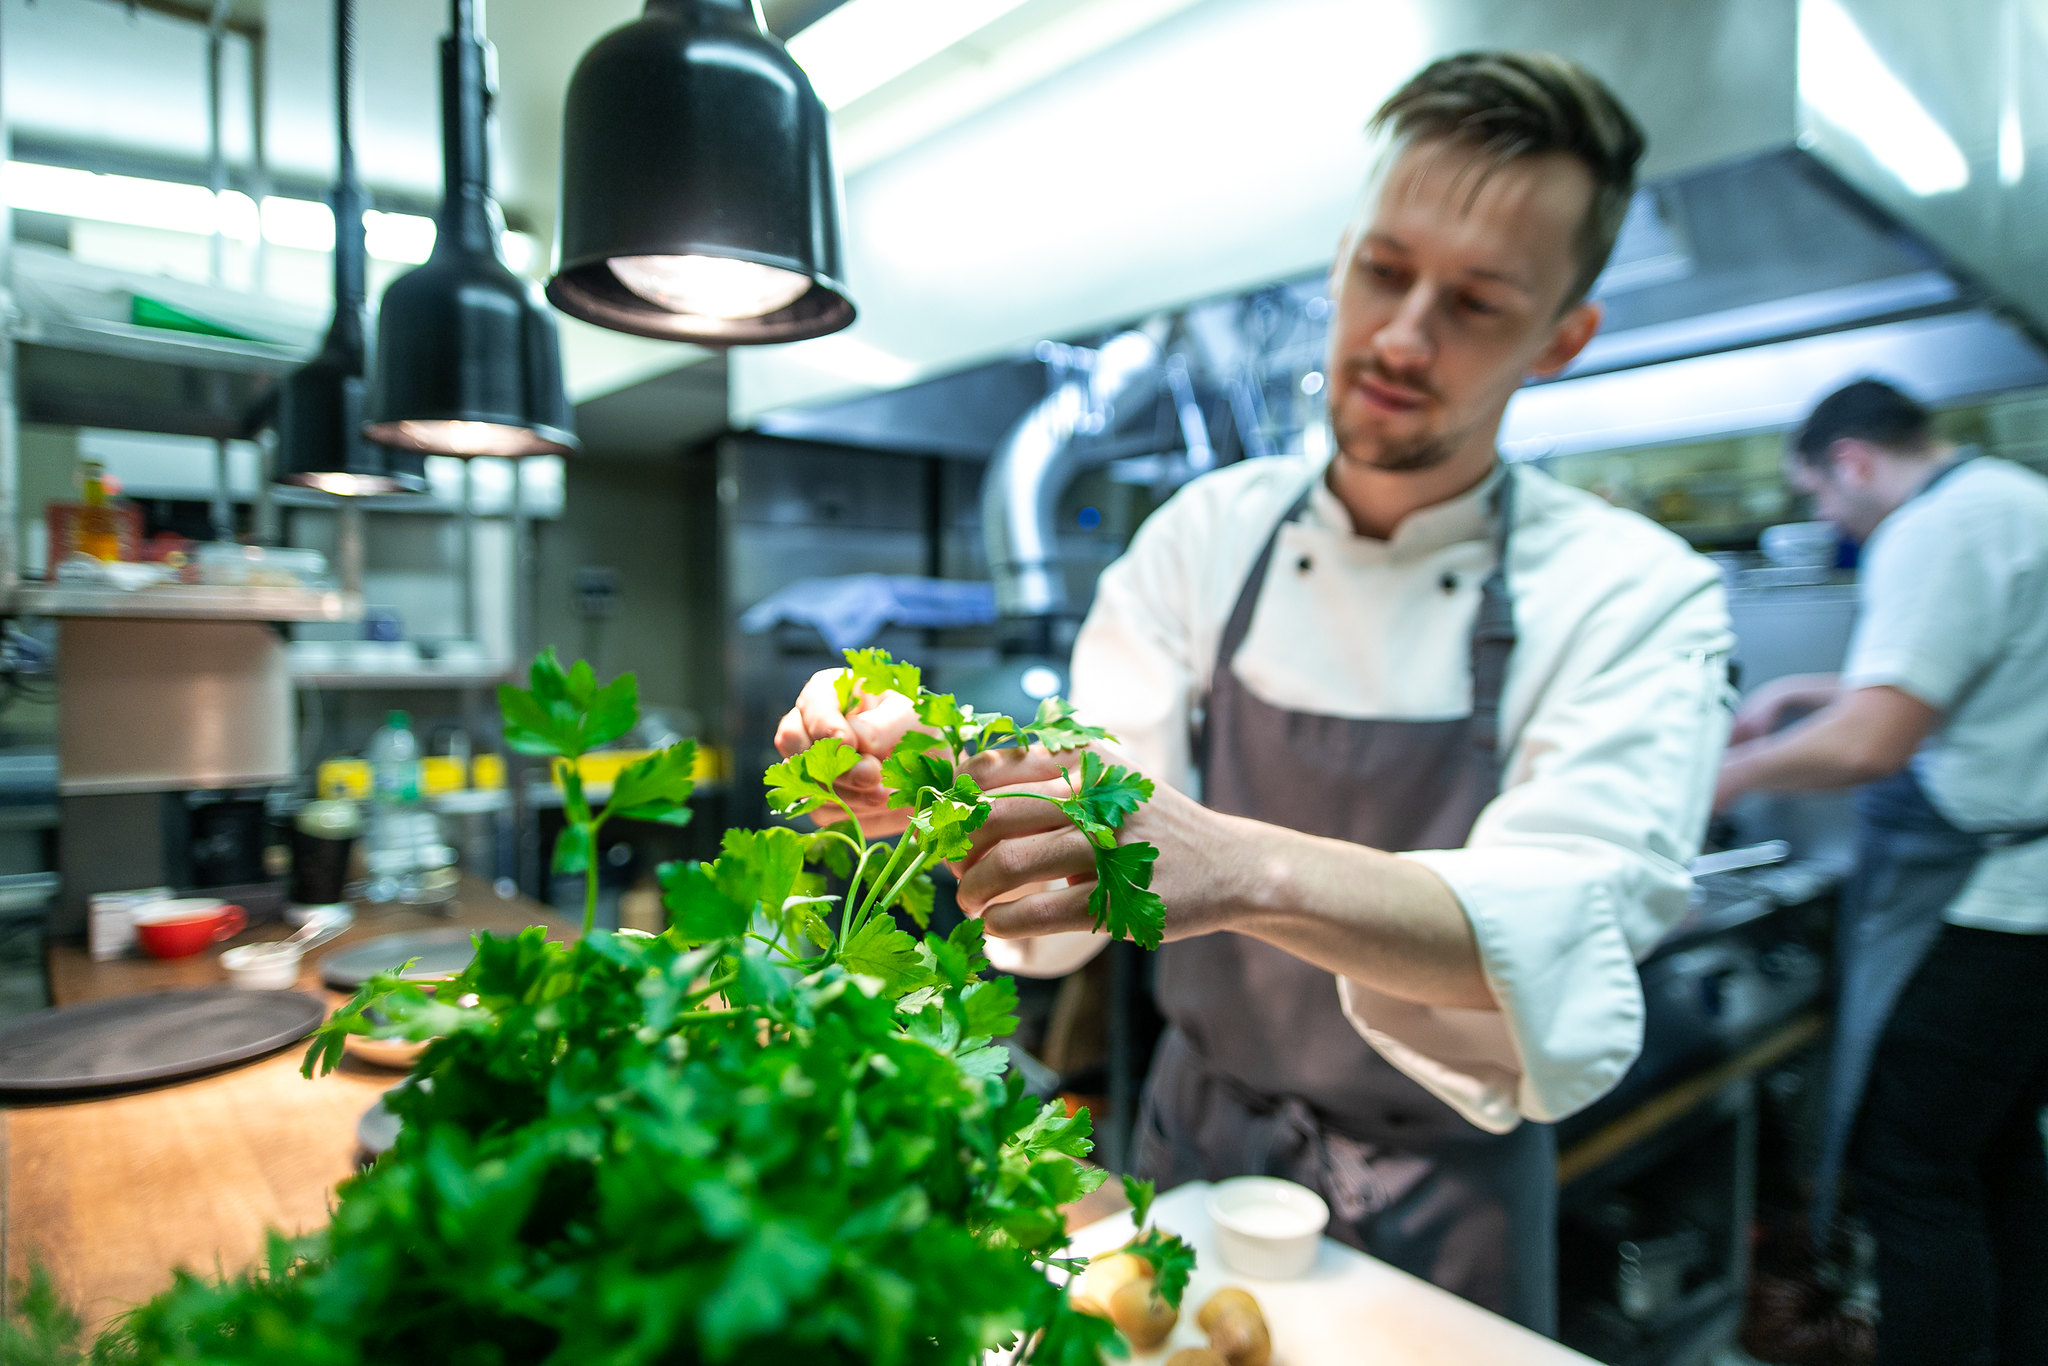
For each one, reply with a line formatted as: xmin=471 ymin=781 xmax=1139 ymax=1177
xmin=1721 ymin=702 xmax=1904 ymax=794
xmin=1222 ymin=816 xmax=1498 ymax=1011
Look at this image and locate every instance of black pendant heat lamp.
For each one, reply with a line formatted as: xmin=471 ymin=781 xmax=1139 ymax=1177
xmin=275 ymin=0 xmax=428 ymax=495
xmin=544 ymin=0 xmax=855 ymax=344
xmin=364 ymin=0 xmax=578 ymax=458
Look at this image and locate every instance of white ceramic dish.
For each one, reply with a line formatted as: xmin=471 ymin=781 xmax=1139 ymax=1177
xmin=1759 ymin=520 xmax=1839 ymax=570
xmin=1205 ymin=1175 xmax=1330 ymax=1279
xmin=220 ymin=941 xmax=304 ymax=990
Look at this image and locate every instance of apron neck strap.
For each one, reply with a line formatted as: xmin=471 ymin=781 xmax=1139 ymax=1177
xmin=1467 ymin=466 xmax=1520 ymax=760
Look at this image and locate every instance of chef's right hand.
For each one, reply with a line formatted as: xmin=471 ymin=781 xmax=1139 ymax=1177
xmin=773 ymin=667 xmax=915 ymax=833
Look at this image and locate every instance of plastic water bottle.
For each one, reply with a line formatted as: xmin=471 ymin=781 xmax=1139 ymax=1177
xmin=365 ymin=711 xmax=423 ymax=902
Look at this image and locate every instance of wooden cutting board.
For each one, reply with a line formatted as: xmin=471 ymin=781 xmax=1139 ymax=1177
xmin=1061 ymin=1181 xmax=1599 ymax=1365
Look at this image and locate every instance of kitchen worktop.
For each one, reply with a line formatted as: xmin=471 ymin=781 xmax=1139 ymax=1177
xmin=1060 ymin=1181 xmax=1599 ymax=1364
xmin=1 ymin=877 xmax=563 ymax=1328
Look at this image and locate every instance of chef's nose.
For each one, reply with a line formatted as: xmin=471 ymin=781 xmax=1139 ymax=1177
xmin=1375 ymin=281 xmax=1437 ymax=373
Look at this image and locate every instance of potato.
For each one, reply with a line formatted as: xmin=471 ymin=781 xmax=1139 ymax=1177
xmin=1166 ymin=1351 xmax=1229 ymax=1366
xmin=1197 ymin=1287 xmax=1271 ymax=1366
xmin=1072 ymin=1251 xmax=1150 ymax=1317
xmin=1108 ymin=1277 xmax=1179 ymax=1351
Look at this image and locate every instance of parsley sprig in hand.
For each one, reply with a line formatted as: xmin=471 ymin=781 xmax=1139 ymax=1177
xmin=789 ymin=647 xmax=1170 ymax=950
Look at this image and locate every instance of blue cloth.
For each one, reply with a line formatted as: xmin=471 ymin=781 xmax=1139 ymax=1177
xmin=738 ymin=575 xmax=997 ymax=652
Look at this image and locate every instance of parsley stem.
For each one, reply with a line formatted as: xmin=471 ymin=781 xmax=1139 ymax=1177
xmin=673 ymin=1006 xmax=745 ymax=1023
xmin=871 ymin=848 xmax=936 ymax=928
xmin=581 ymin=814 xmax=608 ymax=937
xmin=681 ymin=971 xmax=737 ymax=1008
xmin=849 ymin=833 xmax=915 ymax=942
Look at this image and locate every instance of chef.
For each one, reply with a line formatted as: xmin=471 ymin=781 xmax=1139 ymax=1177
xmin=1716 ymin=378 xmax=2048 ymax=1365
xmin=777 ymin=51 xmax=1732 ymax=1330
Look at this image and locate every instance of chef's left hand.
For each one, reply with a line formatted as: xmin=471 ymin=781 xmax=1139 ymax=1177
xmin=953 ymin=744 xmax=1249 ymax=942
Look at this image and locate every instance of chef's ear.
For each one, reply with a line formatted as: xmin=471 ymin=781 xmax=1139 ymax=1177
xmin=1827 ymin=438 xmax=1879 ymax=487
xmin=1529 ymin=299 xmax=1602 ymax=379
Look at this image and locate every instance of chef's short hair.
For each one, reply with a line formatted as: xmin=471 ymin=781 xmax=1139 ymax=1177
xmin=1793 ymin=379 xmax=1936 ymax=465
xmin=1367 ymin=51 xmax=1646 ymax=312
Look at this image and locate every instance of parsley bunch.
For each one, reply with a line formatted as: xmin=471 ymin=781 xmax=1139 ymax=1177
xmin=13 ymin=652 xmax=1189 ymax=1366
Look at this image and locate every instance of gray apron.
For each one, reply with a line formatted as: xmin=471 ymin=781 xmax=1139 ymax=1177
xmin=1812 ymin=460 xmax=2048 ymax=1233
xmin=1135 ymin=465 xmax=1559 ymax=1334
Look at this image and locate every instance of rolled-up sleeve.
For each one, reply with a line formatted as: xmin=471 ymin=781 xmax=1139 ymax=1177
xmin=1338 ymin=567 xmax=1735 ymax=1131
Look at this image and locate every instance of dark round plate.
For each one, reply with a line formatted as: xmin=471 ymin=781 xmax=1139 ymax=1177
xmin=0 ymin=989 xmax=327 ymax=1098
xmin=318 ymin=927 xmax=480 ymax=992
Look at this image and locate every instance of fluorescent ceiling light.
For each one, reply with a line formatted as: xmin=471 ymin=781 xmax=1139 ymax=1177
xmin=788 ymin=0 xmax=1032 ymax=110
xmin=3 ymin=160 xmax=467 ymax=267
xmin=1798 ymin=0 xmax=1968 ymax=196
xmin=782 ymin=331 xmax=920 ymax=387
xmin=2000 ymin=99 xmax=2025 ymax=187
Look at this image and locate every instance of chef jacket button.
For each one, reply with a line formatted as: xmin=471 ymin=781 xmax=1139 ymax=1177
xmin=1297 ymin=555 xmax=1313 ymax=574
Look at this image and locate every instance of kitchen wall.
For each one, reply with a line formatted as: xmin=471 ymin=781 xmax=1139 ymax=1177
xmin=531 ymin=449 xmax=722 ymax=738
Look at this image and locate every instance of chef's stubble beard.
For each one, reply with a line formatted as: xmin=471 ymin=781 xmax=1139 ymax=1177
xmin=1330 ymin=406 xmax=1471 ymax=473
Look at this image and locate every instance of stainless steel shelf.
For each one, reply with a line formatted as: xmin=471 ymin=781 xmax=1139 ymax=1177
xmin=12 ymin=313 xmax=303 ymax=441
xmin=12 ymin=583 xmax=363 ymax=622
xmin=292 ymin=666 xmax=510 ymax=690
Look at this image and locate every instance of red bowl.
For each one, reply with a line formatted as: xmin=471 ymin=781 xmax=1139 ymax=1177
xmin=132 ymin=900 xmax=246 ymax=959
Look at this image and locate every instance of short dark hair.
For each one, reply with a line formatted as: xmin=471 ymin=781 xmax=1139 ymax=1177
xmin=1369 ymin=51 xmax=1647 ymax=310
xmin=1792 ymin=378 xmax=1935 ymax=466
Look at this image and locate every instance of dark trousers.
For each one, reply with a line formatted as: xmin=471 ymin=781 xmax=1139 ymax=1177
xmin=1850 ymin=924 xmax=2048 ymax=1366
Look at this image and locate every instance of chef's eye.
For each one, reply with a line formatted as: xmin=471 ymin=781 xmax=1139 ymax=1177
xmin=1364 ymin=260 xmax=1405 ymax=286
xmin=1458 ymin=293 xmax=1500 ymax=317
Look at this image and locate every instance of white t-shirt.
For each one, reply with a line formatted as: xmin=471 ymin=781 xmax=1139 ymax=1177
xmin=1842 ymin=454 xmax=2048 ymax=933
xmin=992 ymin=454 xmax=1734 ymax=1132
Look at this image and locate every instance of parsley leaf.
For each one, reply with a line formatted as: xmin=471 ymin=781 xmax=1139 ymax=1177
xmin=604 ymin=740 xmax=698 ymax=824
xmin=1023 ymin=696 xmax=1112 ymax=753
xmin=835 ymin=646 xmax=922 ymax=711
xmin=1122 ymin=1174 xmax=1156 ymax=1228
xmin=908 ymin=774 xmax=991 ymax=861
xmin=839 ymin=915 xmax=928 ymax=993
xmin=879 ymin=742 xmax=955 ymax=811
xmin=712 ymin=827 xmax=805 ymax=919
xmin=803 ymin=821 xmax=857 ymax=878
xmin=764 ymin=736 xmax=862 ymax=819
xmin=1087 ymin=841 xmax=1166 ymax=950
xmin=659 ymin=861 xmax=750 ymax=943
xmin=1126 ymin=1226 xmax=1197 ymax=1308
xmin=498 ymin=649 xmax=639 ymax=757
xmin=1063 ymin=750 xmax=1153 ymax=830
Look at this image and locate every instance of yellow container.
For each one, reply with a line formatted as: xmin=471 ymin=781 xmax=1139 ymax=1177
xmin=472 ymin=753 xmax=506 ymax=790
xmin=317 ymin=757 xmax=372 ymax=801
xmin=551 ymin=744 xmax=726 ymax=795
xmin=420 ymin=755 xmax=467 ymax=796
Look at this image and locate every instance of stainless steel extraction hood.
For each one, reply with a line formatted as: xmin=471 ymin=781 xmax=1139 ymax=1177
xmin=1500 ymin=145 xmax=2048 ymax=459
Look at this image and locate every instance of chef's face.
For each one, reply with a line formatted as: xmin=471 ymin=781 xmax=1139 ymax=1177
xmin=1326 ymin=138 xmax=1603 ymax=473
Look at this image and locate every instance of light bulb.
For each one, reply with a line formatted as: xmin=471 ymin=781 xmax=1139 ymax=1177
xmin=372 ymin=419 xmax=562 ymax=457
xmin=283 ymin=472 xmax=404 ymax=496
xmin=609 ymin=254 xmax=811 ymax=320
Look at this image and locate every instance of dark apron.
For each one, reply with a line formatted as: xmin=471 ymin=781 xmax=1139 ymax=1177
xmin=1135 ymin=466 xmax=1558 ymax=1334
xmin=1810 ymin=453 xmax=2048 ymax=1234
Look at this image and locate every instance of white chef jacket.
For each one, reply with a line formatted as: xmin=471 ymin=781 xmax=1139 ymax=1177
xmin=988 ymin=453 xmax=1734 ymax=1133
xmin=1841 ymin=454 xmax=2048 ymax=933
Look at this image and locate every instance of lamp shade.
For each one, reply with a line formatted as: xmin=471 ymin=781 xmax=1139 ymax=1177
xmin=545 ymin=0 xmax=855 ymax=345
xmin=365 ymin=0 xmax=578 ymax=458
xmin=277 ymin=341 xmax=428 ymax=495
xmin=276 ymin=0 xmax=427 ymax=495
